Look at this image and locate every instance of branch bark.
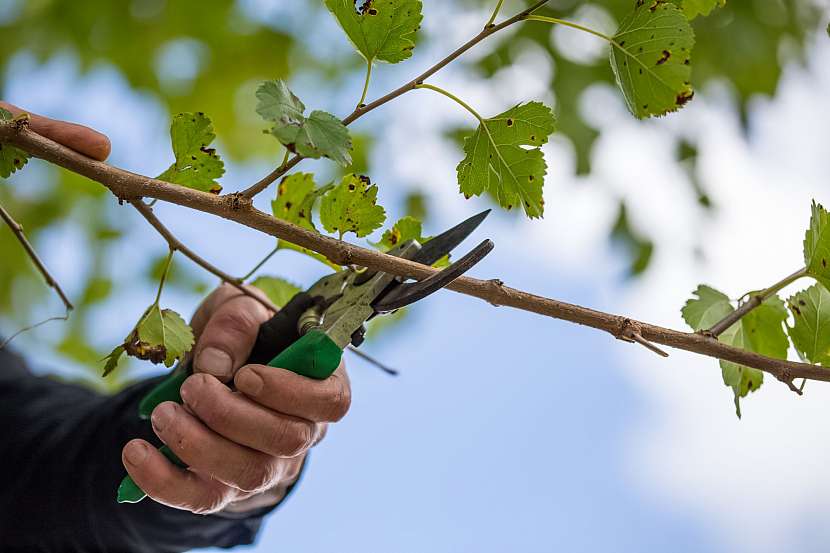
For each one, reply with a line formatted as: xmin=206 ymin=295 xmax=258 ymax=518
xmin=5 ymin=121 xmax=830 ymax=387
xmin=239 ymin=0 xmax=551 ymax=198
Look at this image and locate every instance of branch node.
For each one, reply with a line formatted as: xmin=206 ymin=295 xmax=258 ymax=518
xmin=777 ymin=373 xmax=804 ymax=396
xmin=617 ymin=319 xmax=669 ymax=358
xmin=227 ymin=192 xmax=252 ymax=211
xmin=12 ymin=113 xmax=30 ymax=132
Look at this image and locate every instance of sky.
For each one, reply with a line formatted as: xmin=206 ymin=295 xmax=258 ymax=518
xmin=3 ymin=1 xmax=830 ymax=552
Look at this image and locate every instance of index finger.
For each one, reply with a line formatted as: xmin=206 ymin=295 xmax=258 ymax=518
xmin=0 ymin=101 xmax=111 ymax=161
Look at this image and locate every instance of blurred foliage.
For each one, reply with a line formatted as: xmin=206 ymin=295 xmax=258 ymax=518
xmin=471 ymin=0 xmax=821 ymax=271
xmin=0 ymin=0 xmax=825 ymax=383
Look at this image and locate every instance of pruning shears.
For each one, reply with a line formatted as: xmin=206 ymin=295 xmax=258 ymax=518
xmin=117 ymin=209 xmax=494 ymax=503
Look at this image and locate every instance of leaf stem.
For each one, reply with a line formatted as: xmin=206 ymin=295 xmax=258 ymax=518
xmin=358 ymin=61 xmax=373 ymax=108
xmin=485 ymin=0 xmax=506 ymax=28
xmin=415 ymin=83 xmax=485 ymax=124
xmin=242 ymin=245 xmax=280 ymax=281
xmin=707 ymin=267 xmax=808 ymax=337
xmin=524 ymin=15 xmax=613 ymax=42
xmin=154 ymin=248 xmax=175 ymax=306
xmin=239 ymin=0 xmax=552 ymax=198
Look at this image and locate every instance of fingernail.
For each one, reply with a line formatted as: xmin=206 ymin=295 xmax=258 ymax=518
xmin=197 ymin=347 xmax=233 ymax=378
xmin=151 ymin=403 xmax=175 ymax=433
xmin=125 ymin=441 xmax=148 ymax=466
xmin=237 ymin=368 xmax=263 ymax=396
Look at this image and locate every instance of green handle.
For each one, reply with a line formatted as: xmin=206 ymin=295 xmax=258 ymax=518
xmin=267 ymin=329 xmax=343 ymax=379
xmin=117 ymin=329 xmax=343 ymax=503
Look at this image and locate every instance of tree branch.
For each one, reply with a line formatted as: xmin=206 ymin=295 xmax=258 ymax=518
xmin=130 ymin=200 xmax=276 ymax=312
xmin=239 ymin=0 xmax=551 ymax=198
xmin=0 ymin=201 xmax=73 ymax=312
xmin=707 ymin=267 xmax=807 ymax=337
xmin=6 ymin=121 xmax=830 ymax=388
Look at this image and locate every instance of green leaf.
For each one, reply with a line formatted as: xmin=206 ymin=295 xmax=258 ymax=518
xmin=251 ymin=276 xmax=302 ymax=309
xmin=681 ymin=285 xmax=732 ymax=330
xmin=102 ymin=345 xmax=126 ymax=377
xmin=255 ymin=79 xmax=305 ymax=125
xmin=671 ymin=0 xmax=726 ymax=19
xmin=257 ymin=80 xmax=352 ymax=166
xmin=271 ymin=173 xmax=340 ymax=270
xmin=0 ymin=108 xmax=30 ymax=178
xmin=375 ymin=215 xmax=423 ymax=251
xmin=271 ymin=111 xmax=352 ymax=166
xmin=456 ymin=102 xmax=556 ymax=219
xmin=124 ymin=306 xmax=194 ymax=368
xmin=324 ymin=0 xmax=423 ymax=64
xmin=803 ymin=201 xmax=830 ymax=291
xmin=373 ymin=216 xmax=449 ymax=267
xmin=787 ymin=284 xmax=830 ymax=366
xmin=157 ymin=112 xmax=224 ymax=193
xmin=682 ymin=285 xmax=788 ymax=417
xmin=610 ymin=1 xmax=695 ymax=119
xmin=320 ymin=173 xmax=386 ymax=238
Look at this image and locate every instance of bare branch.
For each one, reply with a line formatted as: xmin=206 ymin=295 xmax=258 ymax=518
xmin=7 ymin=122 xmax=830 ymax=389
xmin=239 ymin=0 xmax=551 ymax=198
xmin=0 ymin=315 xmax=69 ymax=350
xmin=0 ymin=201 xmax=73 ymax=312
xmin=130 ymin=200 xmax=276 ymax=313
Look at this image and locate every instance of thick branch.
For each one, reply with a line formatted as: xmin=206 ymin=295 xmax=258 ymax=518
xmin=0 ymin=201 xmax=73 ymax=312
xmin=239 ymin=0 xmax=551 ymax=198
xmin=6 ymin=122 xmax=830 ymax=387
xmin=130 ymin=200 xmax=275 ymax=312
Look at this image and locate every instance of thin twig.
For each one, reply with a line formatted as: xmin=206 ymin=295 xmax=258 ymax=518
xmin=0 ymin=202 xmax=73 ymax=311
xmin=707 ymin=268 xmax=807 ymax=337
xmin=130 ymin=200 xmax=276 ymax=312
xmin=347 ymin=346 xmax=398 ymax=376
xmin=242 ymin=245 xmax=279 ymax=281
xmin=239 ymin=0 xmax=551 ymax=199
xmin=0 ymin=315 xmax=69 ymax=350
xmin=8 ymin=123 xmax=830 ymax=389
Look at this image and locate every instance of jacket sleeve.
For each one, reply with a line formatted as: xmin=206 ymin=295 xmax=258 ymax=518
xmin=0 ymin=345 xmax=290 ymax=552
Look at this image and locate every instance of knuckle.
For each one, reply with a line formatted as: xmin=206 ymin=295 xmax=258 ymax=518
xmin=322 ymin=377 xmax=352 ymax=421
xmin=233 ymin=457 xmax=276 ymax=493
xmin=192 ymin=488 xmax=232 ymax=515
xmin=267 ymin=419 xmax=314 ymax=457
xmin=212 ymin=308 xmax=259 ymax=339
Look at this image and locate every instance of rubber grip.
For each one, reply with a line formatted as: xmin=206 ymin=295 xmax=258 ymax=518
xmin=138 ymin=370 xmax=188 ymax=420
xmin=267 ymin=329 xmax=343 ymax=380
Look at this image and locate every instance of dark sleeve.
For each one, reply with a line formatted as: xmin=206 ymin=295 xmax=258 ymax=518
xmin=0 ymin=345 xmax=286 ymax=552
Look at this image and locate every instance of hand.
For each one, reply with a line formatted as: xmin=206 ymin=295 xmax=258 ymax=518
xmin=121 ymin=284 xmax=352 ymax=514
xmin=0 ymin=101 xmax=110 ymax=161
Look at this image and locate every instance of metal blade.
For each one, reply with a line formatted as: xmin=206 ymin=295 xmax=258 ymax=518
xmin=372 ymin=239 xmax=494 ymax=313
xmin=412 ymin=209 xmax=491 ymax=266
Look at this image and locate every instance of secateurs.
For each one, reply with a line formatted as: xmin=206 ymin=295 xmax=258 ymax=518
xmin=117 ymin=209 xmax=494 ymax=503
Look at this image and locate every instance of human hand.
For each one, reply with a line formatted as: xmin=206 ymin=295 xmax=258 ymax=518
xmin=121 ymin=284 xmax=352 ymax=514
xmin=0 ymin=101 xmax=110 ymax=161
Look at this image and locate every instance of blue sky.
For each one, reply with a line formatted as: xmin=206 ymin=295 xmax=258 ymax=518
xmin=4 ymin=1 xmax=830 ymax=551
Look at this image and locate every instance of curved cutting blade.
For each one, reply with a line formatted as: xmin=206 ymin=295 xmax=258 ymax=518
xmin=372 ymin=239 xmax=494 ymax=313
xmin=413 ymin=209 xmax=491 ymax=266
